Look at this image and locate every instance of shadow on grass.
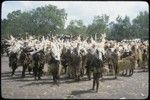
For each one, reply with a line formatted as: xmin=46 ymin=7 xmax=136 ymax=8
xmin=19 ymin=81 xmax=55 ymax=88
xmin=1 ymin=71 xmax=22 ymax=77
xmin=18 ymin=77 xmax=91 ymax=88
xmin=101 ymin=77 xmax=116 ymax=81
xmin=134 ymin=69 xmax=148 ymax=73
xmin=3 ymin=70 xmax=144 ymax=88
xmin=70 ymin=89 xmax=96 ymax=97
xmin=1 ymin=74 xmax=35 ymax=81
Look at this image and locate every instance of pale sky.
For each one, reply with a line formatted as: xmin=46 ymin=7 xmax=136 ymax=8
xmin=1 ymin=1 xmax=149 ymax=27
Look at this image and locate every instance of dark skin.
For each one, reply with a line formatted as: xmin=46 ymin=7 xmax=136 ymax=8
xmin=10 ymin=53 xmax=18 ymax=76
xmin=112 ymin=49 xmax=118 ymax=79
xmin=38 ymin=51 xmax=45 ymax=79
xmin=142 ymin=49 xmax=148 ymax=69
xmin=61 ymin=49 xmax=70 ymax=74
xmin=86 ymin=51 xmax=93 ymax=80
xmin=91 ymin=50 xmax=103 ymax=92
xmin=48 ymin=52 xmax=60 ymax=84
xmin=32 ymin=52 xmax=40 ymax=80
xmin=20 ymin=51 xmax=32 ymax=78
xmin=33 ymin=51 xmax=45 ymax=80
xmin=92 ymin=72 xmax=100 ymax=92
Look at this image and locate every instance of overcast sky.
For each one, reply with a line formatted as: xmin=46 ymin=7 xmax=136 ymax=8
xmin=1 ymin=1 xmax=149 ymax=27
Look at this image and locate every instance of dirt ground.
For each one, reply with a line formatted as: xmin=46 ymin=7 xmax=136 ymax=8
xmin=1 ymin=56 xmax=149 ymax=99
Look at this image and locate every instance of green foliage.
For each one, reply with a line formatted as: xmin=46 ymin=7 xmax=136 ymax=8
xmin=107 ymin=11 xmax=149 ymax=41
xmin=65 ymin=20 xmax=87 ymax=36
xmin=1 ymin=4 xmax=148 ymax=41
xmin=1 ymin=4 xmax=67 ymax=38
xmin=107 ymin=16 xmax=132 ymax=41
xmin=132 ymin=11 xmax=149 ymax=40
xmin=86 ymin=14 xmax=109 ymax=39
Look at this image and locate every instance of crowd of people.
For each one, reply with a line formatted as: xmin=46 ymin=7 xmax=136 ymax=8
xmin=1 ymin=34 xmax=149 ymax=92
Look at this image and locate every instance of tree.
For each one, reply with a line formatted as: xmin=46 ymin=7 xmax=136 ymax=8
xmin=66 ymin=20 xmax=87 ymax=36
xmin=2 ymin=10 xmax=23 ymax=37
xmin=31 ymin=5 xmax=67 ymax=35
xmin=107 ymin=11 xmax=149 ymax=41
xmin=132 ymin=11 xmax=149 ymax=40
xmin=1 ymin=4 xmax=67 ymax=38
xmin=86 ymin=14 xmax=109 ymax=39
xmin=1 ymin=19 xmax=9 ymax=38
xmin=107 ymin=16 xmax=132 ymax=41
